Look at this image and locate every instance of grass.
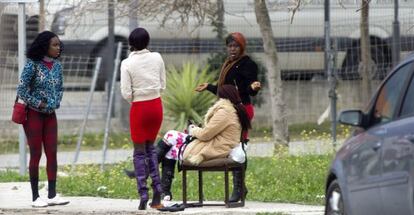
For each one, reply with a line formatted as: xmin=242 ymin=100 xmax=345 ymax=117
xmin=0 ymin=153 xmax=333 ymax=205
xmin=250 ymin=122 xmax=352 ymax=142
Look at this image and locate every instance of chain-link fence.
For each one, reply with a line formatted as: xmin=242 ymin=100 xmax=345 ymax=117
xmin=0 ymin=51 xmax=108 ymax=135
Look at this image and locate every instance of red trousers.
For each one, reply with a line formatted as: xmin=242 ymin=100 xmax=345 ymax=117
xmin=23 ymin=109 xmax=58 ymax=180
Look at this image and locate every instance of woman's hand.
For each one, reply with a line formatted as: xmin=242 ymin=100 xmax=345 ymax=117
xmin=39 ymin=101 xmax=46 ymax=108
xmin=250 ymin=81 xmax=261 ymax=91
xmin=188 ymin=124 xmax=196 ymax=135
xmin=195 ymin=83 xmax=208 ymax=92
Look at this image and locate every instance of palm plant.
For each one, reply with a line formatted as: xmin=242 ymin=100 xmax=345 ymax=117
xmin=163 ymin=62 xmax=217 ymax=130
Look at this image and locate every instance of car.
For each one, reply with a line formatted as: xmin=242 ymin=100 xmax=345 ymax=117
xmin=324 ymin=53 xmax=414 ymax=215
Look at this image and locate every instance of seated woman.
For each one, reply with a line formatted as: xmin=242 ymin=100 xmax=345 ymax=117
xmin=158 ymin=84 xmax=251 ymax=200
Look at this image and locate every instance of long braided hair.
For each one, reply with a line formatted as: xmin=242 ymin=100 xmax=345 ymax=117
xmin=217 ymin=85 xmax=251 ymax=132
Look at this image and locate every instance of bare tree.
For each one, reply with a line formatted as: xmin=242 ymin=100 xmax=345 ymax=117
xmin=211 ymin=0 xmax=225 ymax=40
xmin=254 ymin=0 xmax=289 ymax=145
xmin=358 ymin=0 xmax=374 ymax=101
xmin=110 ymin=0 xmax=216 ymax=29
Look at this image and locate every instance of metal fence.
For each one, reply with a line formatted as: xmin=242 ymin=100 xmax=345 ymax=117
xmin=0 ymin=51 xmax=108 ymax=138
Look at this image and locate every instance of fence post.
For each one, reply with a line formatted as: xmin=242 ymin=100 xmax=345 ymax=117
xmin=18 ymin=2 xmax=27 ymax=176
xmin=71 ymin=57 xmax=102 ymax=170
xmin=101 ymin=42 xmax=122 ymax=171
xmin=392 ymin=0 xmax=400 ymax=67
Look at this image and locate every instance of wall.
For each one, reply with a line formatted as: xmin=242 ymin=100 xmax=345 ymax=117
xmin=253 ymin=80 xmax=380 ymax=126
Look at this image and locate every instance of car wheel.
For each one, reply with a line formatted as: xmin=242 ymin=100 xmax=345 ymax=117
xmin=325 ymin=179 xmax=346 ymax=215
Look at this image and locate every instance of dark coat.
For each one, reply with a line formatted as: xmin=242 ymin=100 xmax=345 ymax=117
xmin=206 ymin=55 xmax=259 ymax=104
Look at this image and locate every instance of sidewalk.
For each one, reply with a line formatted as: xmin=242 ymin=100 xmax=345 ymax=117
xmin=0 ymin=182 xmax=324 ymax=215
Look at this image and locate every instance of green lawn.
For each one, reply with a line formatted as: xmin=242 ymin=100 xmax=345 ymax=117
xmin=0 ymin=154 xmax=333 ymax=205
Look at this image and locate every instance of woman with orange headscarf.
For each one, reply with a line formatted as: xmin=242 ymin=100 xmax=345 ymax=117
xmin=195 ymin=32 xmax=261 ymax=203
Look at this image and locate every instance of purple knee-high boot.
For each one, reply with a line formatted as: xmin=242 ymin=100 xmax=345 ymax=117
xmin=133 ymin=147 xmax=149 ymax=210
xmin=146 ymin=143 xmax=163 ymax=207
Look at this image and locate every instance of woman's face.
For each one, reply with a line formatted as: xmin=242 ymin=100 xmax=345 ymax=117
xmin=226 ymin=40 xmax=242 ymax=61
xmin=47 ymin=37 xmax=61 ymax=58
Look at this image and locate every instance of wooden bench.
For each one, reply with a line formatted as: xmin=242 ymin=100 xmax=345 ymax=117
xmin=181 ymin=157 xmax=245 ymax=208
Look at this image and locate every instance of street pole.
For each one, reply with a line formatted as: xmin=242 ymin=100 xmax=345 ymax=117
xmin=107 ymin=0 xmax=115 ymax=94
xmin=101 ymin=43 xmax=122 ymax=171
xmin=325 ymin=0 xmax=337 ymax=148
xmin=392 ymin=0 xmax=400 ymax=67
xmin=18 ymin=2 xmax=27 ymax=176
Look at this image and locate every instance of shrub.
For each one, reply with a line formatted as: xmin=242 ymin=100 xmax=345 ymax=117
xmin=163 ymin=62 xmax=217 ymax=130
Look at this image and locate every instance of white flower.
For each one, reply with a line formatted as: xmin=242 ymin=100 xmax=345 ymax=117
xmin=97 ymin=186 xmax=107 ymax=192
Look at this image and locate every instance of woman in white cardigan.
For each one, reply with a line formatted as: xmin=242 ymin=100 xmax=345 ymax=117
xmin=120 ymin=27 xmax=166 ymax=210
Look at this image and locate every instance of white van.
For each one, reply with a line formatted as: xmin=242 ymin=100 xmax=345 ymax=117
xmin=50 ymin=0 xmax=414 ymax=81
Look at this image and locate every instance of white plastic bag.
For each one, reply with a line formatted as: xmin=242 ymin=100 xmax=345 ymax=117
xmin=229 ymin=142 xmax=247 ymax=163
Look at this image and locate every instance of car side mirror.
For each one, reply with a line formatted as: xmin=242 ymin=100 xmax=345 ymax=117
xmin=338 ymin=110 xmax=363 ymax=126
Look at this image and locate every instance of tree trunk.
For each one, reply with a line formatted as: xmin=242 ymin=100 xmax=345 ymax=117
xmin=254 ymin=0 xmax=288 ymax=145
xmin=39 ymin=0 xmax=45 ymax=31
xmin=359 ymin=0 xmax=373 ymax=102
xmin=216 ymin=0 xmax=225 ymax=40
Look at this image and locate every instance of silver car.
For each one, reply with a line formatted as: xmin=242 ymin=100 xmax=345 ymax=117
xmin=325 ymin=54 xmax=414 ymax=215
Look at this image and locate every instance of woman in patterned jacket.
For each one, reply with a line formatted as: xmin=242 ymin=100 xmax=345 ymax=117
xmin=17 ymin=31 xmax=69 ymax=208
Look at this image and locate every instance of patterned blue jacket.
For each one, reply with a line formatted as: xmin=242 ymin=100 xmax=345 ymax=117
xmin=17 ymin=59 xmax=64 ymax=114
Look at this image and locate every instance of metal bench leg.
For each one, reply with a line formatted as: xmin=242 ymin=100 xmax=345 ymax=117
xmin=240 ymin=166 xmax=245 ymax=206
xmin=198 ymin=170 xmax=203 ymax=205
xmin=224 ymin=167 xmax=229 ymax=208
xmin=183 ymin=169 xmax=187 ymax=207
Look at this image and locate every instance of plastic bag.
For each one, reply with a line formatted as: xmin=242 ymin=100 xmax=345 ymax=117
xmin=229 ymin=142 xmax=247 ymax=163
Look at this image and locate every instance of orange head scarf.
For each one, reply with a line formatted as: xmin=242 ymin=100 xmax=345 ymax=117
xmin=228 ymin=32 xmax=246 ymax=55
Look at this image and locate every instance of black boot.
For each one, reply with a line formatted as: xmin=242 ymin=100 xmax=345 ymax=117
xmin=124 ymin=169 xmax=136 ymax=179
xmin=138 ymin=199 xmax=148 ymax=210
xmin=156 ymin=139 xmax=172 ymax=162
xmin=161 ymin=158 xmax=176 ymax=200
xmin=229 ymin=169 xmax=247 ymax=202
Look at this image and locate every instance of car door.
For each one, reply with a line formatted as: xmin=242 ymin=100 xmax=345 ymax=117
xmin=379 ymin=62 xmax=414 ymax=215
xmin=346 ymin=128 xmax=383 ymax=215
xmin=346 ymin=61 xmax=413 ymax=215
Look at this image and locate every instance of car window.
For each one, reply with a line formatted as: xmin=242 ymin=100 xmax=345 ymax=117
xmin=400 ymin=74 xmax=414 ymax=117
xmin=373 ymin=62 xmax=413 ymax=124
